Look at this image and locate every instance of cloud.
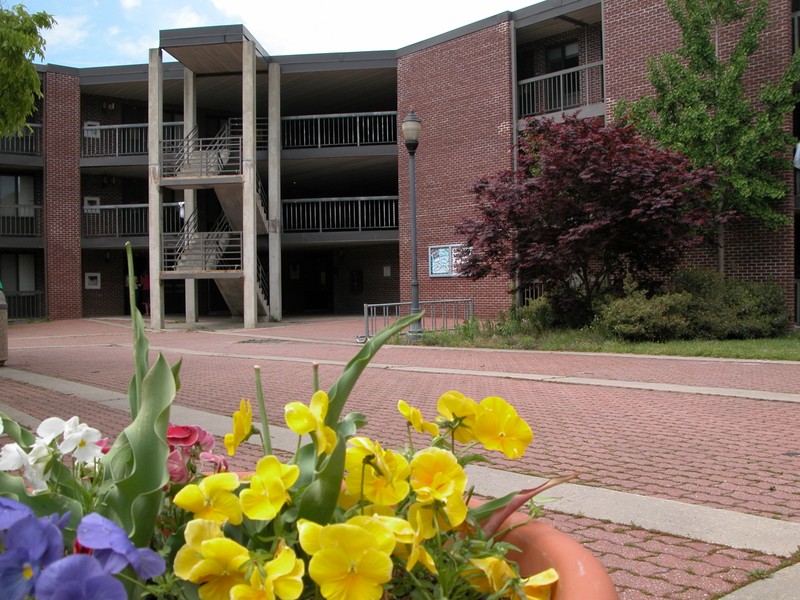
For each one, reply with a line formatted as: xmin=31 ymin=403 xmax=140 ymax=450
xmin=44 ymin=14 xmax=91 ymax=50
xmin=120 ymin=0 xmax=142 ymax=8
xmin=165 ymin=5 xmax=214 ymax=30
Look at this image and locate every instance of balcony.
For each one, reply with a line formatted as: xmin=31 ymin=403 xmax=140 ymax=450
xmin=82 ymin=122 xmax=184 ymax=158
xmin=0 ymin=125 xmax=42 ymax=156
xmin=282 ymin=196 xmax=398 ymax=233
xmin=518 ymin=62 xmax=604 ymax=118
xmin=0 ymin=205 xmax=42 ymax=237
xmin=82 ymin=203 xmax=183 ymax=237
xmin=5 ymin=290 xmax=45 ymax=320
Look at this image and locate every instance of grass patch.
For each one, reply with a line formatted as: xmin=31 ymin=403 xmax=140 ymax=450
xmin=402 ymin=328 xmax=800 ymax=361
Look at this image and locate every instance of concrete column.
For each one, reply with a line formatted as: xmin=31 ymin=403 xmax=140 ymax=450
xmin=268 ymin=62 xmax=283 ymax=321
xmin=242 ymin=40 xmax=258 ymax=329
xmin=183 ymin=68 xmax=198 ymax=323
xmin=148 ymin=48 xmax=164 ymax=329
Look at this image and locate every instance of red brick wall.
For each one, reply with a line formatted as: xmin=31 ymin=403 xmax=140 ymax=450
xmin=398 ymin=22 xmax=516 ymax=319
xmin=43 ymin=70 xmax=83 ymax=320
xmin=82 ymin=250 xmax=128 ymax=316
xmin=332 ymin=244 xmax=400 ymax=314
xmin=604 ymin=0 xmax=796 ymax=315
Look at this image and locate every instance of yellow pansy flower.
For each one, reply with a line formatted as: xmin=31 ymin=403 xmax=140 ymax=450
xmin=230 ymin=545 xmax=306 ymax=600
xmin=465 ymin=556 xmax=516 ymax=595
xmin=284 ymin=391 xmax=338 ymax=456
xmin=397 ymin=400 xmax=439 ymax=437
xmin=225 ymin=399 xmax=253 ymax=456
xmin=173 ymin=472 xmax=243 ymax=525
xmin=436 ymin=390 xmax=479 ymax=443
xmin=409 ymin=447 xmax=468 ymax=528
xmin=304 ymin=522 xmax=393 ymax=600
xmin=345 ymin=437 xmax=410 ymax=506
xmin=474 ymin=395 xmax=534 ymax=459
xmin=520 ymin=568 xmax=559 ymax=600
xmin=240 ymin=455 xmax=300 ymax=521
xmin=174 ymin=519 xmax=251 ymax=600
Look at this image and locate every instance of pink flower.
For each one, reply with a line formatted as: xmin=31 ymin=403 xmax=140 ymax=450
xmin=166 ymin=425 xmax=199 ymax=449
xmin=200 ymin=452 xmax=229 ymax=473
xmin=167 ymin=449 xmax=191 ymax=484
xmin=95 ymin=438 xmax=111 ymax=454
xmin=190 ymin=426 xmax=216 ymax=452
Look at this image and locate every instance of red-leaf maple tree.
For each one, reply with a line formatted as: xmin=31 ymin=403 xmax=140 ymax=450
xmin=457 ymin=115 xmax=715 ymax=324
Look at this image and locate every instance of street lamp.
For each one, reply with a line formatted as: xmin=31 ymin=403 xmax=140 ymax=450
xmin=402 ymin=111 xmax=422 ymax=338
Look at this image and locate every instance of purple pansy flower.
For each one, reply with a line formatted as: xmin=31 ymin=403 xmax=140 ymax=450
xmin=0 ymin=512 xmax=66 ymax=600
xmin=76 ymin=513 xmax=165 ymax=579
xmin=34 ymin=554 xmax=126 ymax=600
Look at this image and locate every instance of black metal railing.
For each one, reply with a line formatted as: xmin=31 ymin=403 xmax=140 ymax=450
xmin=6 ymin=290 xmax=45 ymax=320
xmin=0 ymin=205 xmax=43 ymax=236
xmin=0 ymin=124 xmax=42 ymax=155
xmin=282 ymin=196 xmax=398 ymax=233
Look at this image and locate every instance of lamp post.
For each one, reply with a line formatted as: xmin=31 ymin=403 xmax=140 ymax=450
xmin=402 ymin=111 xmax=422 ymax=338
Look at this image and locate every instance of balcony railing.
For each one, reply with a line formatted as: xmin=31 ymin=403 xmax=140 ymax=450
xmin=0 ymin=124 xmax=42 ymax=155
xmin=518 ymin=61 xmax=604 ymax=118
xmin=0 ymin=205 xmax=43 ymax=236
xmin=162 ymin=230 xmax=243 ymax=272
xmin=82 ymin=122 xmax=184 ymax=158
xmin=82 ymin=202 xmax=183 ymax=237
xmin=5 ymin=290 xmax=45 ymax=320
xmin=282 ymin=196 xmax=398 ymax=233
xmin=281 ymin=112 xmax=397 ymax=149
xmin=162 ymin=131 xmax=242 ymax=178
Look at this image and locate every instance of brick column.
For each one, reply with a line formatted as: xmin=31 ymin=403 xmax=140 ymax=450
xmin=43 ymin=69 xmax=82 ymax=320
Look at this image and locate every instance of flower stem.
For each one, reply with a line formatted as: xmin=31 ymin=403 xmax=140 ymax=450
xmin=254 ymin=365 xmax=272 ymax=455
xmin=312 ymin=362 xmax=320 ymax=392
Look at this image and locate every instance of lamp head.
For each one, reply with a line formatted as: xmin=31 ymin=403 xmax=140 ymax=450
xmin=402 ymin=111 xmax=421 ymax=154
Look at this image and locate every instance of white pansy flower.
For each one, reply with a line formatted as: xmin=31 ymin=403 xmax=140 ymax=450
xmin=59 ymin=420 xmax=103 ymax=464
xmin=0 ymin=442 xmax=29 ymax=471
xmin=0 ymin=442 xmax=49 ymax=492
xmin=37 ymin=416 xmax=68 ymax=444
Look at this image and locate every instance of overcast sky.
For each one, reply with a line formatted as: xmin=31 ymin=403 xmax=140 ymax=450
xmin=22 ymin=0 xmax=544 ymax=68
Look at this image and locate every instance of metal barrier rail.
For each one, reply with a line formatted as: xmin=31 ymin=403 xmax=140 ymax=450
xmin=82 ymin=122 xmax=183 ymax=158
xmin=282 ymin=112 xmax=397 ymax=149
xmin=0 ymin=205 xmax=42 ymax=236
xmin=357 ymin=299 xmax=475 ymax=342
xmin=162 ymin=135 xmax=242 ymax=177
xmin=0 ymin=124 xmax=42 ymax=155
xmin=283 ymin=196 xmax=398 ymax=233
xmin=162 ymin=231 xmax=243 ymax=272
xmin=518 ymin=62 xmax=604 ymax=118
xmin=796 ymin=279 xmax=799 ymax=324
xmin=82 ymin=203 xmax=182 ymax=237
xmin=5 ymin=291 xmax=45 ymax=320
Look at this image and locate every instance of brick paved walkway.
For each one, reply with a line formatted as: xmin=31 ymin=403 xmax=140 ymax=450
xmin=2 ymin=316 xmax=799 ymax=599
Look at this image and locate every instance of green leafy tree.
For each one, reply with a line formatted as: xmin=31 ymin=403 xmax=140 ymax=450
xmin=621 ymin=0 xmax=800 ymax=272
xmin=0 ymin=3 xmax=54 ymax=135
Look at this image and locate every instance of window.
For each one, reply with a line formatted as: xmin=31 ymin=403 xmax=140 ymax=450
xmin=545 ymin=41 xmax=581 ymax=111
xmin=545 ymin=41 xmax=579 ymax=73
xmin=429 ymin=244 xmax=469 ymax=277
xmin=0 ymin=253 xmax=35 ymax=291
xmin=0 ymin=175 xmax=35 ymax=217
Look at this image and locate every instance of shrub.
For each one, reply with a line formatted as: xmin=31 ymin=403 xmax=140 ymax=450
xmin=595 ymin=290 xmax=693 ymax=341
xmin=670 ymin=270 xmax=788 ymax=339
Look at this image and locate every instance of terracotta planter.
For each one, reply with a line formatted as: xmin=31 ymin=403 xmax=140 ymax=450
xmin=499 ymin=510 xmax=619 ymax=600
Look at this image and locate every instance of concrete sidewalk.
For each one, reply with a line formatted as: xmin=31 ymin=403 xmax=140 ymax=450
xmin=2 ymin=316 xmax=799 ymax=599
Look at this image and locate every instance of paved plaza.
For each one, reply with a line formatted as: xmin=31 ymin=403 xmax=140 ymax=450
xmin=1 ymin=315 xmax=799 ymax=599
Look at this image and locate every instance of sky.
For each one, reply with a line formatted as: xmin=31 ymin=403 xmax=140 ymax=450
xmin=21 ymin=0 xmax=545 ymax=68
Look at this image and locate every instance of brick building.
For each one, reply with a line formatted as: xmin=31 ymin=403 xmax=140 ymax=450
xmin=1 ymin=0 xmax=797 ymax=326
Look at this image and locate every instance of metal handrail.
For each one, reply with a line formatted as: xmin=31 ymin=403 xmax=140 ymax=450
xmin=162 ymin=128 xmax=242 ymax=177
xmin=0 ymin=124 xmax=42 ymax=155
xmin=81 ymin=122 xmax=183 ymax=158
xmin=82 ymin=202 xmax=182 ymax=237
xmin=0 ymin=205 xmax=43 ymax=236
xmin=518 ymin=61 xmax=604 ymax=117
xmin=282 ymin=196 xmax=398 ymax=233
xmin=257 ymin=257 xmax=270 ymax=308
xmin=357 ymin=299 xmax=475 ymax=342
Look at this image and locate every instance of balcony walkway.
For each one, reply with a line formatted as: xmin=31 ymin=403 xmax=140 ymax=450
xmin=2 ymin=317 xmax=800 ymax=599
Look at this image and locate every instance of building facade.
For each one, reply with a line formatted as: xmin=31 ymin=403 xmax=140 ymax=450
xmin=1 ymin=0 xmax=797 ymax=326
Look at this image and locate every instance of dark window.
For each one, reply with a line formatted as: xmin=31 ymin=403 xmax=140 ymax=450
xmin=545 ymin=41 xmax=579 ymax=73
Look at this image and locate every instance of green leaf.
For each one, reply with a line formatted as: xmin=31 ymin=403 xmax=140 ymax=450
xmin=297 ymin=434 xmax=346 ymax=524
xmin=325 ymin=312 xmax=422 ymax=426
xmin=467 ymin=491 xmax=516 ymax=523
xmin=0 ymin=413 xmax=35 ymax=448
xmin=100 ymin=353 xmax=177 ymax=547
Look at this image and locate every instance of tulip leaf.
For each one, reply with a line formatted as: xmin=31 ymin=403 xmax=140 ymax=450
xmin=0 ymin=472 xmax=83 ymax=534
xmin=100 ymin=352 xmax=177 ymax=547
xmin=325 ymin=312 xmax=422 ymax=426
xmin=0 ymin=413 xmax=35 ymax=447
xmin=297 ymin=434 xmax=346 ymax=524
